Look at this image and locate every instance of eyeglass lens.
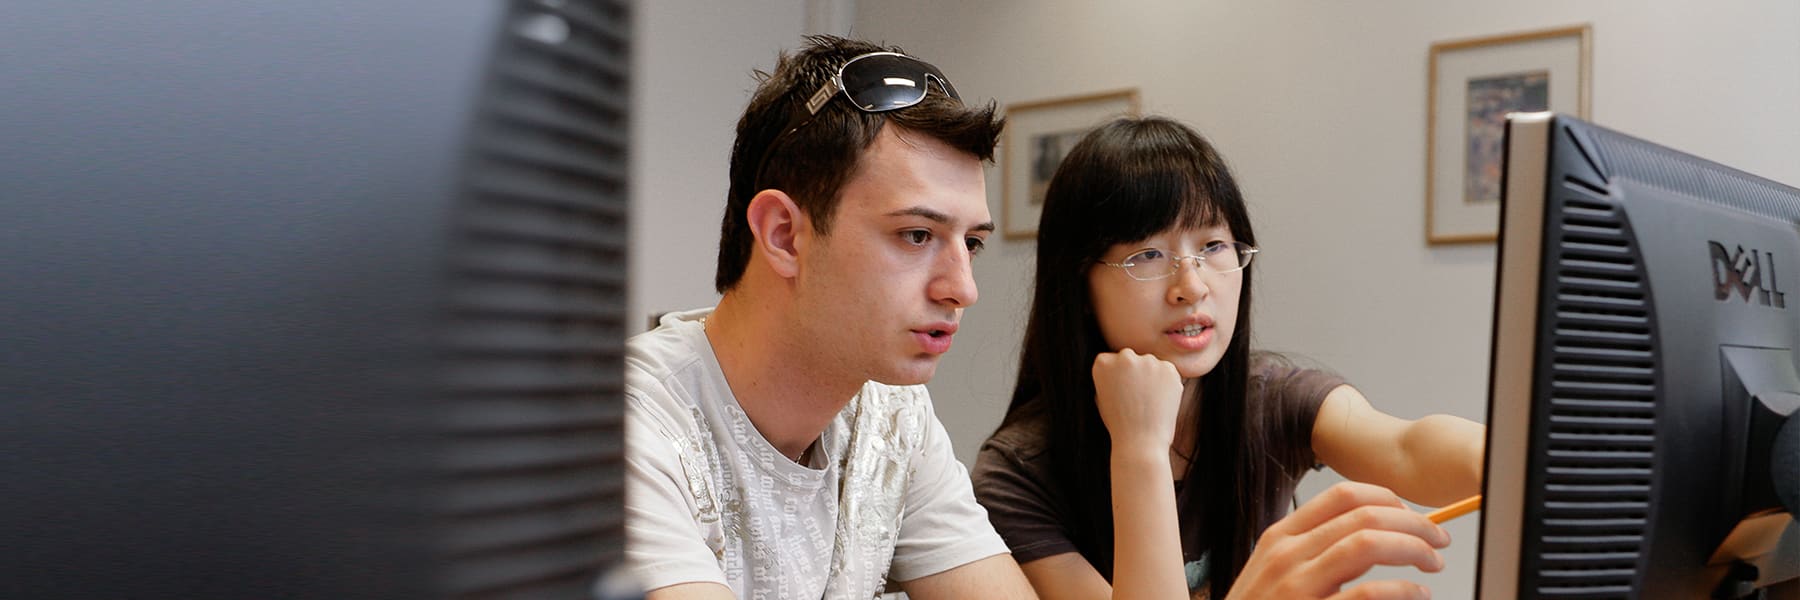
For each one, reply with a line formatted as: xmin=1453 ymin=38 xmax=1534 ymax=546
xmin=1122 ymin=243 xmax=1253 ymax=279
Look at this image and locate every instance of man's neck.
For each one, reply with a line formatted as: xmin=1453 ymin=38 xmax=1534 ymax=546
xmin=704 ymin=294 xmax=863 ymax=461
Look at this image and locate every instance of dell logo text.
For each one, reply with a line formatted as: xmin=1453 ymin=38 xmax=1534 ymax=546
xmin=1710 ymin=241 xmax=1787 ymax=308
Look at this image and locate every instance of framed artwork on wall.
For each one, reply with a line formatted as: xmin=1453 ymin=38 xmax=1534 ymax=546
xmin=1001 ymin=89 xmax=1140 ymax=239
xmin=1427 ymin=25 xmax=1591 ymax=245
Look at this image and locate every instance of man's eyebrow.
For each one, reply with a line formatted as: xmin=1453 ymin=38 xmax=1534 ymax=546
xmin=886 ymin=207 xmax=952 ymax=223
xmin=886 ymin=207 xmax=996 ymax=233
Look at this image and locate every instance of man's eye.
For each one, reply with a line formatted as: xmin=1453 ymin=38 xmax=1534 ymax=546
xmin=902 ymin=230 xmax=932 ymax=245
xmin=966 ymin=237 xmax=986 ymax=256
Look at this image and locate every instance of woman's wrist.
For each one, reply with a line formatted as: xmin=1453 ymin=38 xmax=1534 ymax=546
xmin=1111 ymin=441 xmax=1172 ymax=468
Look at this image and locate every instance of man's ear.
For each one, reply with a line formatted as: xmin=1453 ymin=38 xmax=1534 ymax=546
xmin=744 ymin=189 xmax=809 ymax=280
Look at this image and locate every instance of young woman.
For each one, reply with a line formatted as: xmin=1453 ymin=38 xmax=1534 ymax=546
xmin=972 ymin=117 xmax=1484 ymax=600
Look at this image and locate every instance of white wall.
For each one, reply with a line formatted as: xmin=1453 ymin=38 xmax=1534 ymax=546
xmin=629 ymin=0 xmax=862 ymax=326
xmin=852 ymin=1 xmax=1800 ymax=597
xmin=628 ymin=0 xmax=806 ymax=327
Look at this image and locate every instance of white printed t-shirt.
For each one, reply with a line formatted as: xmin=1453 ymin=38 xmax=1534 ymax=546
xmin=623 ymin=308 xmax=1008 ymax=599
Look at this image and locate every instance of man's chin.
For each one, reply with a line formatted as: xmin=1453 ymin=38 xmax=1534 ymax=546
xmin=871 ymin=359 xmax=939 ymax=387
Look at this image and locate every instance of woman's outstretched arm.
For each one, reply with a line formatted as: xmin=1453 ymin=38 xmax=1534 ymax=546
xmin=1310 ymin=385 xmax=1485 ymax=507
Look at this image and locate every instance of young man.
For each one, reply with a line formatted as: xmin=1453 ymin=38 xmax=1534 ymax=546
xmin=621 ymin=36 xmax=1036 ymax=598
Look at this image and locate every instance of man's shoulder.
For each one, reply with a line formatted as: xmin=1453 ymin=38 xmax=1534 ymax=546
xmin=626 ymin=314 xmax=699 ymax=370
xmin=621 ymin=314 xmax=722 ymax=451
xmin=623 ymin=312 xmax=712 ymax=402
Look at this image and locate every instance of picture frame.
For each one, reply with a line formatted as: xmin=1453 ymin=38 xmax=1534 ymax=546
xmin=1427 ymin=25 xmax=1591 ymax=245
xmin=1001 ymin=89 xmax=1141 ymax=239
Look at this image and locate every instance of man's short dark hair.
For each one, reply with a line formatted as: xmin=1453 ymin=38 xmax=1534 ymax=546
xmin=713 ymin=35 xmax=1004 ymax=293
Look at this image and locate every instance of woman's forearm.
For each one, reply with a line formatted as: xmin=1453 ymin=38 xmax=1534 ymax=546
xmin=1108 ymin=445 xmax=1189 ymax=599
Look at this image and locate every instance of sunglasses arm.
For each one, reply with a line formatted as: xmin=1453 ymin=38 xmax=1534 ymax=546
xmin=803 ymin=77 xmax=842 ymax=115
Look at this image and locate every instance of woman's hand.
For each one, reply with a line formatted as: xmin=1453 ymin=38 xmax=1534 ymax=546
xmin=1226 ymin=482 xmax=1451 ymax=600
xmin=1091 ymin=348 xmax=1191 ymax=600
xmin=1091 ymin=348 xmax=1184 ymax=454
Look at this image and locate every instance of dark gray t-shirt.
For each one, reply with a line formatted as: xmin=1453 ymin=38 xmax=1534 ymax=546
xmin=971 ymin=353 xmax=1348 ymax=591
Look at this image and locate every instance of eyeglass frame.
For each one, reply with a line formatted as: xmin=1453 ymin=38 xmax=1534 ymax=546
xmin=1097 ymin=242 xmax=1261 ymax=281
xmin=750 ymin=51 xmax=962 ymax=192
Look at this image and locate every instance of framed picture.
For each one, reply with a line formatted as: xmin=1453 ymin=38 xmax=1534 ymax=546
xmin=1002 ymin=89 xmax=1140 ymax=239
xmin=1427 ymin=25 xmax=1591 ymax=244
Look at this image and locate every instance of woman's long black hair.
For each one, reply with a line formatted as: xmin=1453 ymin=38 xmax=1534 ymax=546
xmin=1000 ymin=116 xmax=1276 ymax=598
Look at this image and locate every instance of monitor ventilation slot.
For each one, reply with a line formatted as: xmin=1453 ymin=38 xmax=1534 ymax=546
xmin=1532 ymin=184 xmax=1658 ymax=597
xmin=440 ymin=1 xmax=630 ymax=597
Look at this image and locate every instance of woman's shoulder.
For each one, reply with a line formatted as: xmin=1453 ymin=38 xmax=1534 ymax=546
xmin=980 ymin=411 xmax=1053 ymax=461
xmin=1249 ymin=350 xmax=1346 ymax=390
xmin=971 ymin=409 xmax=1076 ymax=523
xmin=1248 ymin=349 xmax=1308 ymax=377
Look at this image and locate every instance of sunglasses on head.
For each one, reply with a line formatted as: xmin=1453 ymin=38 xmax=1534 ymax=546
xmin=801 ymin=51 xmax=960 ymax=116
xmin=752 ymin=51 xmax=962 ymax=190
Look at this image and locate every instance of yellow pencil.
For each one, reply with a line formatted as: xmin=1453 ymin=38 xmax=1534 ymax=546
xmin=1426 ymin=495 xmax=1482 ymax=524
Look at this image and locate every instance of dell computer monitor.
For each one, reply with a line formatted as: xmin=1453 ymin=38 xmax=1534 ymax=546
xmin=1 ymin=1 xmax=629 ymax=597
xmin=1478 ymin=112 xmax=1800 ymax=598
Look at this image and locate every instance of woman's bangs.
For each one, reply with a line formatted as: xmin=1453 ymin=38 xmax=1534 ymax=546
xmin=1089 ymin=169 xmax=1224 ymax=250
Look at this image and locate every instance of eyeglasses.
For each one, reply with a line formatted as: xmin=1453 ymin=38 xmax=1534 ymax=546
xmin=752 ymin=52 xmax=961 ymax=190
xmin=1099 ymin=242 xmax=1259 ymax=281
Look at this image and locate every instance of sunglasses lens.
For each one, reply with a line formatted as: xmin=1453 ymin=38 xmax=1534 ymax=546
xmin=838 ymin=54 xmax=957 ymax=112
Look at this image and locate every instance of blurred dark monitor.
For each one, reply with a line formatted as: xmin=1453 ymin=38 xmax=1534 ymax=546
xmin=1 ymin=1 xmax=630 ymax=597
xmin=1479 ymin=113 xmax=1800 ymax=598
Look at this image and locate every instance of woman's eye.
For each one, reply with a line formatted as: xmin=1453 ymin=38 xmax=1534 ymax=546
xmin=1129 ymin=249 xmax=1165 ymax=263
xmin=902 ymin=230 xmax=932 ymax=245
xmin=1202 ymin=241 xmax=1230 ymax=255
